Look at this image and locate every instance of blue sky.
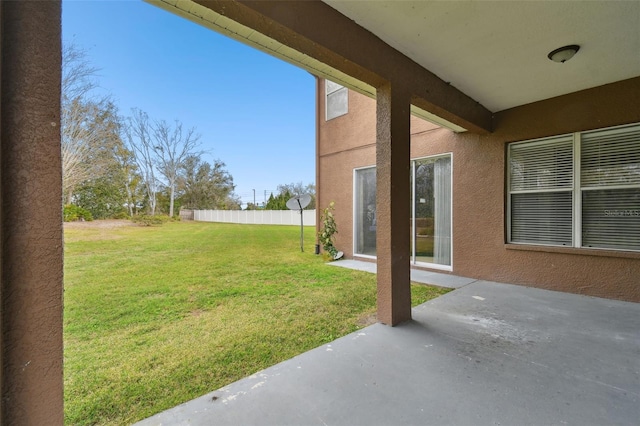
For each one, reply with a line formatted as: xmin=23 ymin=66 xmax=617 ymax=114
xmin=62 ymin=0 xmax=316 ymax=207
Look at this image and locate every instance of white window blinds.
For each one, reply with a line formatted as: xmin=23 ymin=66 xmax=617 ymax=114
xmin=581 ymin=125 xmax=640 ymax=187
xmin=509 ymin=137 xmax=574 ymax=245
xmin=580 ymin=125 xmax=640 ymax=250
xmin=508 ymin=123 xmax=640 ymax=252
xmin=510 ymin=136 xmax=574 ymax=192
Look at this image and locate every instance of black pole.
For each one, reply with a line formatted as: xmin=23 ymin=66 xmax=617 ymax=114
xmin=297 ymin=200 xmax=304 ymax=252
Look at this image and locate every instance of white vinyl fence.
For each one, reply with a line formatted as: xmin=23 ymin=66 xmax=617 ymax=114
xmin=194 ymin=209 xmax=316 ymax=226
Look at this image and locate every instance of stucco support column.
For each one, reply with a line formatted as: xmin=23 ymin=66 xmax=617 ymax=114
xmin=376 ymin=82 xmax=412 ymax=326
xmin=1 ymin=1 xmax=63 ymax=424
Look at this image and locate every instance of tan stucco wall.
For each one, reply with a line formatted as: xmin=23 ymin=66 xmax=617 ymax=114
xmin=317 ymin=81 xmax=375 ymax=253
xmin=318 ymin=77 xmax=640 ymax=302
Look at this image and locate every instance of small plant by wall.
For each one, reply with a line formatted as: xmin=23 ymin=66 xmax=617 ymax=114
xmin=318 ymin=201 xmax=338 ymax=260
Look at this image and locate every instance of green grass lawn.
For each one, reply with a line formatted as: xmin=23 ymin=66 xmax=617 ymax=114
xmin=64 ymin=221 xmax=450 ymax=425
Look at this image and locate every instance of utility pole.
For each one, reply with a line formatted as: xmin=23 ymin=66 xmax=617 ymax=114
xmin=253 ymin=189 xmax=256 ymax=207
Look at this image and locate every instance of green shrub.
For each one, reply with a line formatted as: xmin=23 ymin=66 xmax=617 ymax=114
xmin=131 ymin=215 xmax=170 ymax=226
xmin=64 ymin=204 xmax=93 ymax=222
xmin=318 ymin=201 xmax=338 ymax=260
xmin=111 ymin=211 xmax=130 ymax=220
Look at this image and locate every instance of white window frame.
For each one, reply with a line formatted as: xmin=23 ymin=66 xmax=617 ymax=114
xmin=507 ymin=135 xmax=575 ymax=246
xmin=325 ymin=80 xmax=348 ymax=121
xmin=353 ymin=165 xmax=377 ymax=260
xmin=507 ymin=122 xmax=640 ymax=252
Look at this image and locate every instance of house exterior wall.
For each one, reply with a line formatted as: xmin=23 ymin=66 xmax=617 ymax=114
xmin=317 ymin=77 xmax=640 ymax=302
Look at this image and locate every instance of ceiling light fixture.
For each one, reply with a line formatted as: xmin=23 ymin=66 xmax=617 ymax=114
xmin=548 ymin=45 xmax=580 ymax=63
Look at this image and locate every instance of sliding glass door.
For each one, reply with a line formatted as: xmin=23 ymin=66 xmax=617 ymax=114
xmin=412 ymin=156 xmax=451 ymax=267
xmin=354 ymin=154 xmax=452 ymax=268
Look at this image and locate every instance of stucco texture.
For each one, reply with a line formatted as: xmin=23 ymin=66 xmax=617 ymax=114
xmin=317 ymin=77 xmax=640 ymax=303
xmin=1 ymin=1 xmax=64 ymax=424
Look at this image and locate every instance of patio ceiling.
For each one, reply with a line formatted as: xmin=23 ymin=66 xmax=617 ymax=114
xmin=326 ymin=1 xmax=640 ymax=112
xmin=149 ymin=1 xmax=640 ymax=131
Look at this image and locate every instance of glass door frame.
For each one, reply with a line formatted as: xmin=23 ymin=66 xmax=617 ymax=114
xmin=411 ymin=153 xmax=453 ymax=271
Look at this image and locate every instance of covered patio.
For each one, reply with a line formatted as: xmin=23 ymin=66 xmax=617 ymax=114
xmin=1 ymin=1 xmax=639 ymax=423
xmin=137 ymin=278 xmax=640 ymax=425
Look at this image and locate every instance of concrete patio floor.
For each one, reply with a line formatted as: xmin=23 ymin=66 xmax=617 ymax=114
xmin=136 ymin=273 xmax=640 ymax=425
xmin=327 ymin=259 xmax=478 ymax=289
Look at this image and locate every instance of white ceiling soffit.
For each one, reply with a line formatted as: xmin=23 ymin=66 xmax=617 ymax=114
xmin=146 ymin=0 xmax=467 ymax=132
xmin=325 ymin=0 xmax=640 ymax=113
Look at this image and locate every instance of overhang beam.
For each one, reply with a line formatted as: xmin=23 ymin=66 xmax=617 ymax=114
xmin=181 ymin=0 xmax=492 ymax=134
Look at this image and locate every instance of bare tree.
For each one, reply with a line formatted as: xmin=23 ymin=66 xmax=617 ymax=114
xmin=62 ymin=44 xmax=98 ymax=203
xmin=124 ymin=109 xmax=160 ymax=215
xmin=62 ymin=43 xmax=99 ymax=101
xmin=152 ymin=120 xmax=201 ymax=217
xmin=61 ymin=43 xmax=121 ymax=204
xmin=62 ymin=99 xmax=97 ymax=202
xmin=112 ymin=143 xmax=141 ymax=217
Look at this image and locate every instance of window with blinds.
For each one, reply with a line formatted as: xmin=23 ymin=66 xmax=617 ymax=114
xmin=509 ymin=136 xmax=574 ymax=245
xmin=581 ymin=125 xmax=640 ymax=250
xmin=508 ymin=123 xmax=640 ymax=252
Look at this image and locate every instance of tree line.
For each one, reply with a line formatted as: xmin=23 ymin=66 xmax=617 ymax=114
xmin=62 ymin=44 xmax=239 ymax=219
xmin=62 ymin=43 xmax=314 ymax=220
